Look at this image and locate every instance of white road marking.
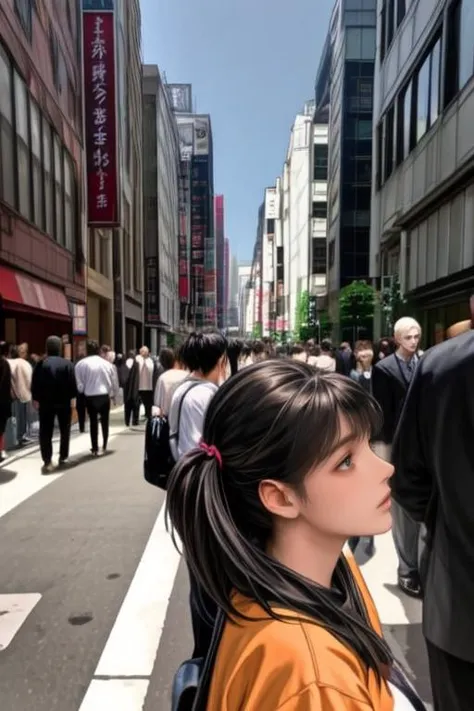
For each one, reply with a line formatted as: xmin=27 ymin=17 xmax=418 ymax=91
xmin=77 ymin=679 xmax=149 ymax=711
xmin=360 ymin=532 xmax=422 ymax=625
xmin=79 ymin=504 xmax=181 ymax=710
xmin=0 ymin=424 xmax=125 ymax=521
xmin=0 ymin=593 xmax=42 ymax=651
xmin=94 ymin=504 xmax=181 ymax=677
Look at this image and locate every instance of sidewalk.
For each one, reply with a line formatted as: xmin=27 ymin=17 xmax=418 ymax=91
xmin=0 ymin=407 xmax=143 ymax=521
xmin=0 ymin=406 xmax=127 ymax=470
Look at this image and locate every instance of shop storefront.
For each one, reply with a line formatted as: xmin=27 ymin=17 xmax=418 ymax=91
xmin=0 ymin=264 xmax=79 ymax=354
xmin=407 ymin=266 xmax=474 ymax=347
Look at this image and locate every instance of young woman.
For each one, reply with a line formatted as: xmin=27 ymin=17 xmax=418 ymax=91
xmin=166 ymin=360 xmax=426 ymax=710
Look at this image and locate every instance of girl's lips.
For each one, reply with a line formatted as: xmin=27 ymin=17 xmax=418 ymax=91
xmin=378 ymin=492 xmax=392 ymax=509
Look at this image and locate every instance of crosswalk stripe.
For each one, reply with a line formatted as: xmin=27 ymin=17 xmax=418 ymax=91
xmin=0 ymin=593 xmax=42 ymax=651
xmin=79 ymin=503 xmax=182 ymax=710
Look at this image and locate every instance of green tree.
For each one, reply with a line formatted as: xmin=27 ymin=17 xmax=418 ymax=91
xmin=380 ymin=275 xmax=408 ymax=333
xmin=294 ymin=290 xmax=310 ymax=342
xmin=338 ymin=280 xmax=376 ymax=338
xmin=318 ymin=310 xmax=333 ymax=340
xmin=252 ymin=323 xmax=262 ymax=339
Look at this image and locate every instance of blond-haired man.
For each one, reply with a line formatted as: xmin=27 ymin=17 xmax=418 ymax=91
xmin=372 ymin=316 xmax=422 ymax=599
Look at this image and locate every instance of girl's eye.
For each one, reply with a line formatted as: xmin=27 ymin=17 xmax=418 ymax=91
xmin=338 ymin=455 xmax=352 ymax=471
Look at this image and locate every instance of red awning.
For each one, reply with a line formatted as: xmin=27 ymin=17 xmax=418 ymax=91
xmin=0 ymin=265 xmax=71 ymax=320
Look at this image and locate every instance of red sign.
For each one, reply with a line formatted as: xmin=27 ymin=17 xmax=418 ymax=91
xmin=83 ymin=12 xmax=119 ymax=225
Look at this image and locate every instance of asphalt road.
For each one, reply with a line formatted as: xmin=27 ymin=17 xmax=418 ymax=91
xmin=0 ymin=417 xmax=432 ymax=710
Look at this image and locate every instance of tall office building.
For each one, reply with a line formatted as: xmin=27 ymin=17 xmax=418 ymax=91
xmin=371 ymin=0 xmax=474 ymax=344
xmin=237 ymin=262 xmax=252 ymax=335
xmin=82 ymin=0 xmax=144 ymax=350
xmin=142 ymin=65 xmax=180 ymax=352
xmin=214 ymin=195 xmax=225 ymax=329
xmin=0 ymin=1 xmax=86 ymax=353
xmin=316 ymin=0 xmax=377 ymax=340
xmin=168 ymin=91 xmax=216 ymax=330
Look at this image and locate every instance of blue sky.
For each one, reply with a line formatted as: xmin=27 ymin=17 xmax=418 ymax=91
xmin=141 ymin=0 xmax=334 ymax=262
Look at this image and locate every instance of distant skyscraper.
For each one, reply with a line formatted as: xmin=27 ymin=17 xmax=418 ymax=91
xmin=214 ymin=196 xmax=225 ymax=329
xmin=224 ymin=238 xmax=230 ymax=328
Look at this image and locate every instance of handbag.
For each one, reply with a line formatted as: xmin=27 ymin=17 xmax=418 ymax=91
xmin=171 ymin=607 xmax=226 ymax=711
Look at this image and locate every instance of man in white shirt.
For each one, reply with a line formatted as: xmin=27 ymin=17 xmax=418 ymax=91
xmin=168 ymin=332 xmax=227 ymax=461
xmin=153 ymin=347 xmax=188 ymax=417
xmin=75 ymin=340 xmax=119 ymax=455
xmin=168 ymin=329 xmax=228 ymax=661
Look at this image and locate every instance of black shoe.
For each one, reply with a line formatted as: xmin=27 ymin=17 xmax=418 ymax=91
xmin=398 ymin=575 xmax=423 ymax=599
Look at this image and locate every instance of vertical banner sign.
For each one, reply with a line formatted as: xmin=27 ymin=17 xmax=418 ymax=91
xmin=82 ymin=6 xmax=119 ymax=225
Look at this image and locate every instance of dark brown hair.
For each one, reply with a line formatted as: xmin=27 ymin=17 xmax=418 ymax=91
xmin=166 ymin=360 xmax=392 ymax=676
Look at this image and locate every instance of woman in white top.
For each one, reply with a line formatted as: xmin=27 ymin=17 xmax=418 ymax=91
xmin=153 ymin=347 xmax=188 ymax=417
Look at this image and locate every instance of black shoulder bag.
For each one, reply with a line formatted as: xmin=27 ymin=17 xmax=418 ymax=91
xmin=144 ymin=381 xmax=202 ymax=490
xmin=171 ymin=607 xmax=226 ymax=711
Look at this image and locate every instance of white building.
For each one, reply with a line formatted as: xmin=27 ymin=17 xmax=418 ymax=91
xmin=275 ymin=102 xmax=329 ymax=336
xmin=371 ymin=0 xmax=474 ymax=344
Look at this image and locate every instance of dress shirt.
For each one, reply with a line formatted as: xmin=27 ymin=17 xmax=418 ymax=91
xmin=75 ymin=355 xmax=119 ymax=398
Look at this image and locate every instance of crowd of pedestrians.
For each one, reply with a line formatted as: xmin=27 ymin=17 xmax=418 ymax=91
xmin=143 ymin=312 xmax=472 ymax=711
xmin=3 ymin=309 xmax=471 ymax=709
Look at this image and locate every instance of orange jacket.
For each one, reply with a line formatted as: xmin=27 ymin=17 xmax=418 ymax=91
xmin=207 ymin=552 xmax=414 ymax=710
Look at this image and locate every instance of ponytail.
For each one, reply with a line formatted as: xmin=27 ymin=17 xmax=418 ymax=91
xmin=166 ymin=361 xmax=394 ymax=680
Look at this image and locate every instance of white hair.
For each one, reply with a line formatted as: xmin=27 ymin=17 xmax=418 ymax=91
xmin=394 ymin=317 xmax=421 ymax=338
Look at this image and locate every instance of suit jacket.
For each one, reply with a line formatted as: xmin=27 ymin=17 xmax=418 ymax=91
xmin=371 ymin=354 xmax=410 ymax=444
xmin=207 ymin=551 xmax=424 ymax=710
xmin=31 ymin=356 xmax=77 ymax=407
xmin=391 ymin=330 xmax=474 ymax=662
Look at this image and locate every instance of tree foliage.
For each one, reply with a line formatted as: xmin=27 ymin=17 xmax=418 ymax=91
xmin=294 ymin=290 xmax=310 ymax=342
xmin=339 ymin=280 xmax=376 ymax=329
xmin=380 ymin=275 xmax=408 ymax=333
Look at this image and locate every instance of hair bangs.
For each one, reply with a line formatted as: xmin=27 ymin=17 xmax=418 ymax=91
xmin=290 ymin=374 xmax=382 ymax=474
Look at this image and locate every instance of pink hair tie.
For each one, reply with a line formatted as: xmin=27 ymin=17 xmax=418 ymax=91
xmin=199 ymin=441 xmax=223 ymax=469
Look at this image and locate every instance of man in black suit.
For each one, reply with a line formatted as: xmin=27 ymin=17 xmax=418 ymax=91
xmin=391 ymin=311 xmax=474 ymax=710
xmin=372 ymin=316 xmax=422 ymax=598
xmin=32 ymin=336 xmax=77 ymax=473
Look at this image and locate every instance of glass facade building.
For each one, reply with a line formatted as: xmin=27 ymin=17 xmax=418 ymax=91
xmin=315 ymin=0 xmax=376 ymax=340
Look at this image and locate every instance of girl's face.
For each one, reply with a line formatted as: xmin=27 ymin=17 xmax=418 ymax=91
xmin=299 ymin=417 xmax=393 ymax=540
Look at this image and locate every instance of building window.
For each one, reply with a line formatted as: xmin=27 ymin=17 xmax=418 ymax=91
xmin=430 ymin=39 xmax=441 ymax=126
xmin=356 ymin=119 xmax=372 ymax=139
xmin=312 ymin=239 xmax=327 ymax=274
xmin=14 ymin=0 xmax=34 ymax=41
xmin=459 ymin=0 xmax=474 ymax=89
xmin=0 ymin=46 xmax=15 ymax=207
xmin=385 ymin=0 xmax=395 ymax=49
xmin=416 ymin=54 xmax=430 ymax=142
xmin=445 ymin=0 xmax=474 ymax=106
xmin=384 ymin=105 xmax=395 ymax=181
xmin=266 ymin=218 xmax=275 ymax=235
xmin=313 ymin=144 xmax=328 ymax=180
xmin=402 ymin=80 xmax=413 ymax=159
xmin=63 ymin=152 xmax=75 ymax=252
xmin=14 ymin=71 xmax=31 ymax=221
xmin=53 ymin=134 xmax=64 ymax=245
xmin=312 ymin=202 xmax=328 ymax=219
xmin=30 ymin=99 xmax=44 ymax=230
xmin=346 ymin=27 xmax=376 ymax=60
xmin=43 ymin=124 xmax=54 ymax=237
xmin=345 ymin=11 xmax=376 ymax=26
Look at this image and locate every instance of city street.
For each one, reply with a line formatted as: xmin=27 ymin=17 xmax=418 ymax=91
xmin=0 ymin=413 xmax=432 ymax=711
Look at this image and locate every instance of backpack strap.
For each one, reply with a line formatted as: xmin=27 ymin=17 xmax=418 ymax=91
xmin=170 ymin=381 xmax=209 ymax=448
